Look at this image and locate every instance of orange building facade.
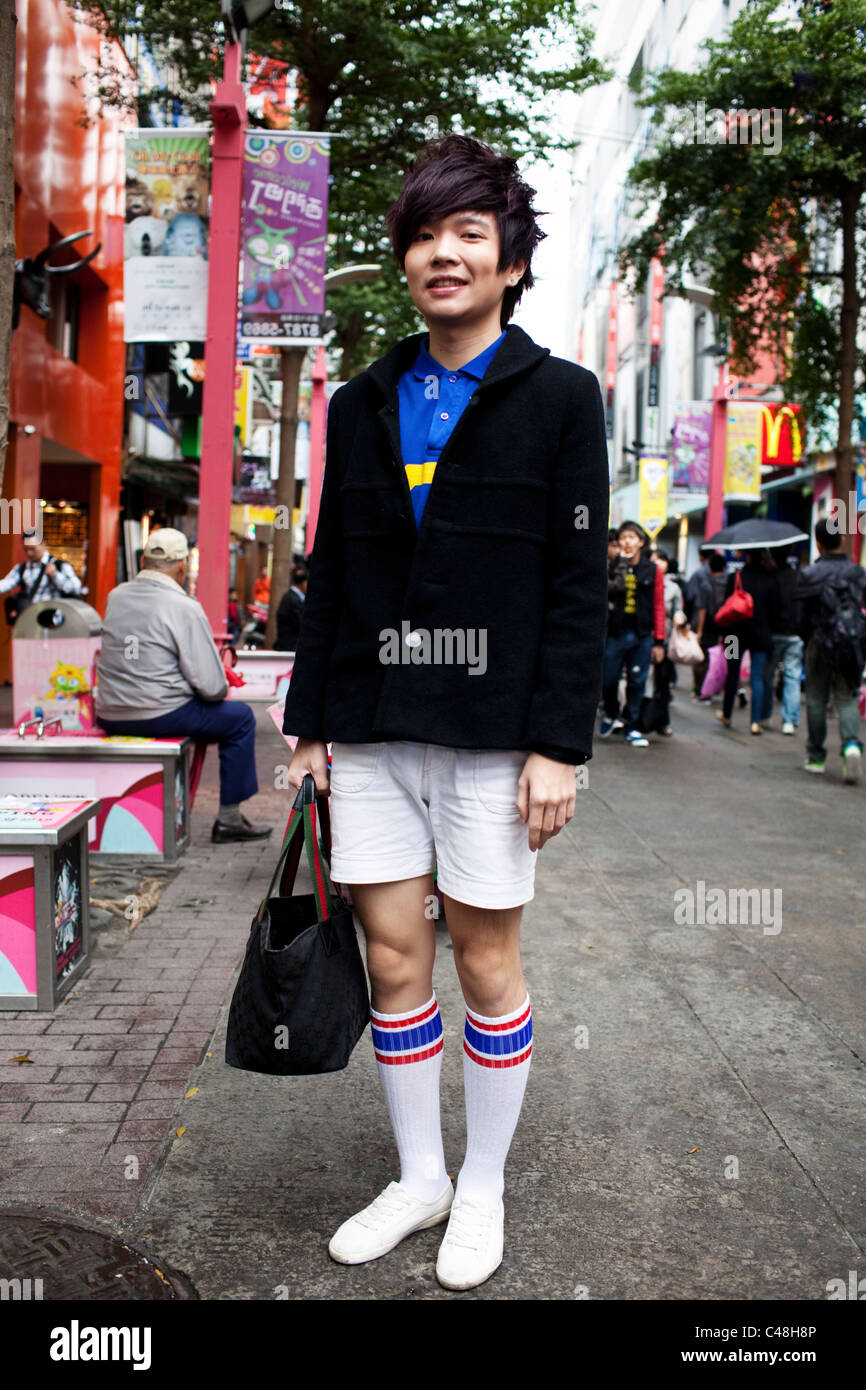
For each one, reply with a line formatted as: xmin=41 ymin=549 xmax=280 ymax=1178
xmin=1 ymin=0 xmax=128 ymax=681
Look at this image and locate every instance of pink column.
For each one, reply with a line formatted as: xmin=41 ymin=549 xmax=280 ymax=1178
xmin=197 ymin=42 xmax=245 ymax=633
xmin=306 ymin=345 xmax=328 ymax=553
xmin=705 ymin=363 xmax=727 ymax=540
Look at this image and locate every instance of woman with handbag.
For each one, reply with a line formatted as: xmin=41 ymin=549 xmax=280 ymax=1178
xmin=280 ymin=135 xmax=609 ymax=1291
xmin=715 ymin=549 xmax=781 ymax=733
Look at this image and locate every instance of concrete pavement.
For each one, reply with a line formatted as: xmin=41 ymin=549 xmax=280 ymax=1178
xmin=0 ymin=690 xmax=863 ymax=1301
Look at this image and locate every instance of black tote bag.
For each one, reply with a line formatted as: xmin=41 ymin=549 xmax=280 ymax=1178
xmin=225 ymin=774 xmax=370 ymax=1075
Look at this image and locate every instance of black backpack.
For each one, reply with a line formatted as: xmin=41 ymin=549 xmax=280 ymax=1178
xmin=813 ymin=566 xmax=866 ymax=683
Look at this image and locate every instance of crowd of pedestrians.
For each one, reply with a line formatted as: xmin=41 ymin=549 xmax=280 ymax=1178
xmin=600 ymin=517 xmax=866 ymax=784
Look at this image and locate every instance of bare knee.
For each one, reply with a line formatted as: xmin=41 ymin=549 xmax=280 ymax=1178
xmin=365 ymin=939 xmax=427 ymax=998
xmin=350 ymin=876 xmax=435 ymax=1012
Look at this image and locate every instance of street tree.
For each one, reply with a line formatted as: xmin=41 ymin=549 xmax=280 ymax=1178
xmin=616 ymin=0 xmax=866 ymax=513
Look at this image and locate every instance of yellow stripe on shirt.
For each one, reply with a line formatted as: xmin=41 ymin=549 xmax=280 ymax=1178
xmin=404 ymin=460 xmax=438 ymax=490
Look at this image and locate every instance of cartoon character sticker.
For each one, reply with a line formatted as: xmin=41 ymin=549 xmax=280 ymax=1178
xmin=54 ymin=839 xmax=82 ymax=983
xmin=242 ymin=218 xmax=297 ymax=308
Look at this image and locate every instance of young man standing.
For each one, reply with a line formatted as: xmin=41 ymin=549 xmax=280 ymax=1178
xmin=600 ymin=521 xmax=666 ymax=745
xmin=283 ymin=135 xmax=609 ymax=1290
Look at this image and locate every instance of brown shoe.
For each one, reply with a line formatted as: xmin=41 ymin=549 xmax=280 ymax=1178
xmin=211 ymin=816 xmax=273 ymax=843
xmin=715 ymin=710 xmax=731 ymax=727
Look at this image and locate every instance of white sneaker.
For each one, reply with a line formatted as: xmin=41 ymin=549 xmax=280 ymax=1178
xmin=328 ymin=1179 xmax=453 ymax=1264
xmin=842 ymin=744 xmax=862 ymax=785
xmin=782 ymin=722 xmax=796 ymax=735
xmin=435 ymin=1194 xmax=504 ymax=1290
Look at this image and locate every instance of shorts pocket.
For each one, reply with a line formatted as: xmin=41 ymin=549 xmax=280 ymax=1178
xmin=473 ymin=750 xmax=526 ymax=815
xmin=329 ymin=741 xmax=382 ymax=794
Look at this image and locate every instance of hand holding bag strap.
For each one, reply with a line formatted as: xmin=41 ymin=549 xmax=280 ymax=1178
xmin=273 ymin=774 xmax=335 ymax=921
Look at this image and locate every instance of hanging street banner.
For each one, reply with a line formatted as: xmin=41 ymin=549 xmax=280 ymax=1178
xmin=123 ymin=130 xmax=211 ymax=342
xmin=724 ymin=402 xmax=763 ymax=502
xmin=604 ymin=280 xmax=618 ymax=440
xmin=671 ymin=402 xmax=712 ymax=498
xmin=647 ymin=256 xmax=664 ymax=408
xmin=240 ymin=133 xmax=329 ymax=345
xmin=639 ymin=453 xmax=668 ymax=538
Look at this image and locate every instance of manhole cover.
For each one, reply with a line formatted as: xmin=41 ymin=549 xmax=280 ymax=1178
xmin=0 ymin=1209 xmax=197 ymax=1300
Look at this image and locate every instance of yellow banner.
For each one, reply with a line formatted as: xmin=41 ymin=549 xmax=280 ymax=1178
xmin=639 ymin=455 xmax=668 ymax=538
xmin=724 ymin=403 xmax=763 ymax=501
xmin=234 ymin=367 xmax=252 ymax=446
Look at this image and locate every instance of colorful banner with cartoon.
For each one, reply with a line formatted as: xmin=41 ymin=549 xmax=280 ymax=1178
xmin=124 ymin=130 xmax=211 ymax=342
xmin=671 ymin=402 xmax=712 ymax=496
xmin=724 ymin=402 xmax=763 ymax=502
xmin=240 ymin=133 xmax=329 ymax=344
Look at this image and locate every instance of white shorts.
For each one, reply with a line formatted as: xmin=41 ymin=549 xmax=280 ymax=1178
xmin=327 ymin=741 xmax=538 ymax=910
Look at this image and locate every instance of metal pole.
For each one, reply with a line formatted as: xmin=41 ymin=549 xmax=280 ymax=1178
xmin=196 ymin=40 xmax=245 ymax=634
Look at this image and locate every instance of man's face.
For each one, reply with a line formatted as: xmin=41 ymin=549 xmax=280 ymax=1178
xmin=403 ymin=210 xmax=526 ymax=330
xmin=618 ymin=529 xmax=643 ymax=562
xmin=23 ymin=541 xmax=44 ymax=563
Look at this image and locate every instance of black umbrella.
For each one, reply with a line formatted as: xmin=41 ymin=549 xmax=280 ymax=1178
xmin=700 ymin=519 xmax=809 ymax=550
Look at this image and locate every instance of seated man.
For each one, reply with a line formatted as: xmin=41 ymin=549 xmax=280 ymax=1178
xmin=94 ymin=528 xmax=272 ymax=843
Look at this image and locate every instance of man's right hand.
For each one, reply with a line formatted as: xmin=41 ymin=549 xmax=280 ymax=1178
xmin=287 ymin=737 xmax=330 ymax=796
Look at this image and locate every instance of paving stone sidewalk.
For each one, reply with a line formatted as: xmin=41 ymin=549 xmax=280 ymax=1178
xmin=0 ymin=708 xmax=289 ymax=1226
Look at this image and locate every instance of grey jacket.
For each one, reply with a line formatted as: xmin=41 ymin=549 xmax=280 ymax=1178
xmin=94 ymin=570 xmax=228 ymax=720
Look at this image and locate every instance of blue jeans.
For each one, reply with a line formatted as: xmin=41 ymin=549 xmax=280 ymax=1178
xmin=762 ymin=635 xmax=803 ymax=726
xmin=97 ymin=698 xmax=258 ymax=805
xmin=602 ymin=629 xmax=654 ymax=733
xmin=723 ymin=648 xmax=768 ymax=724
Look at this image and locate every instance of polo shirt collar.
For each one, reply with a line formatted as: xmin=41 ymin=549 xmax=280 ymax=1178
xmin=368 ymin=323 xmax=550 ymax=399
xmin=411 ymin=330 xmax=506 ymax=381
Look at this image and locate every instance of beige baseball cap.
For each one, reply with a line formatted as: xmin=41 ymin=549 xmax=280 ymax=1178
xmin=143 ymin=528 xmax=189 ymax=561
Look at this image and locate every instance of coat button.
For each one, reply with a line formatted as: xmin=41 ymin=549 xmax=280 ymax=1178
xmin=405 ymin=630 xmax=422 ymax=647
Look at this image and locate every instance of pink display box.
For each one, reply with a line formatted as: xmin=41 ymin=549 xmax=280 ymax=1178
xmin=0 ymin=734 xmax=192 ymax=862
xmin=228 ymin=651 xmax=294 ymax=701
xmin=12 ymin=636 xmax=101 ymax=732
xmin=0 ymin=796 xmax=100 ymax=1010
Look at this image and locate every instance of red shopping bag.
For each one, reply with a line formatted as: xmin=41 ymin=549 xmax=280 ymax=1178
xmin=713 ymin=570 xmax=754 ymax=629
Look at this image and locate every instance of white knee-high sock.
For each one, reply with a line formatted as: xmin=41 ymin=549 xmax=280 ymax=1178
xmin=456 ymin=994 xmax=533 ymax=1208
xmin=370 ymin=993 xmax=449 ymax=1202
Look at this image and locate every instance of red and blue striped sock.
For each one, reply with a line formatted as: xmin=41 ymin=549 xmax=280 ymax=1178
xmin=370 ymin=993 xmax=449 ymax=1202
xmin=457 ymin=994 xmax=533 ymax=1208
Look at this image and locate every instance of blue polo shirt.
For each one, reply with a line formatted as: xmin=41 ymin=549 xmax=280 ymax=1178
xmin=397 ymin=331 xmax=506 ymax=527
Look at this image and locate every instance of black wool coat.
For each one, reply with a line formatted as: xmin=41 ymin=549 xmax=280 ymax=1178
xmin=282 ymin=324 xmax=610 ymax=764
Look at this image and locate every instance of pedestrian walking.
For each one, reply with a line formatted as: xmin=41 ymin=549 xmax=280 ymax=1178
xmin=600 ymin=521 xmax=666 ymax=746
xmin=688 ymin=552 xmax=727 ymax=699
xmin=281 ymin=134 xmax=609 ymax=1290
xmin=274 ymin=562 xmax=308 ymax=652
xmin=649 ymin=548 xmax=684 ymax=736
xmin=715 ymin=549 xmax=780 ymax=734
xmin=797 ymin=518 xmax=866 ymax=780
xmin=762 ymin=545 xmax=804 ymax=734
xmin=0 ymin=528 xmax=82 ymax=623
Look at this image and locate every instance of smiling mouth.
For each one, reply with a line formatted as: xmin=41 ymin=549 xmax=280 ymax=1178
xmin=427 ymin=278 xmax=467 ymax=289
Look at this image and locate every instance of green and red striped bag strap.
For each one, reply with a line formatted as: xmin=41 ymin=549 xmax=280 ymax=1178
xmin=258 ymin=775 xmax=334 ymax=923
